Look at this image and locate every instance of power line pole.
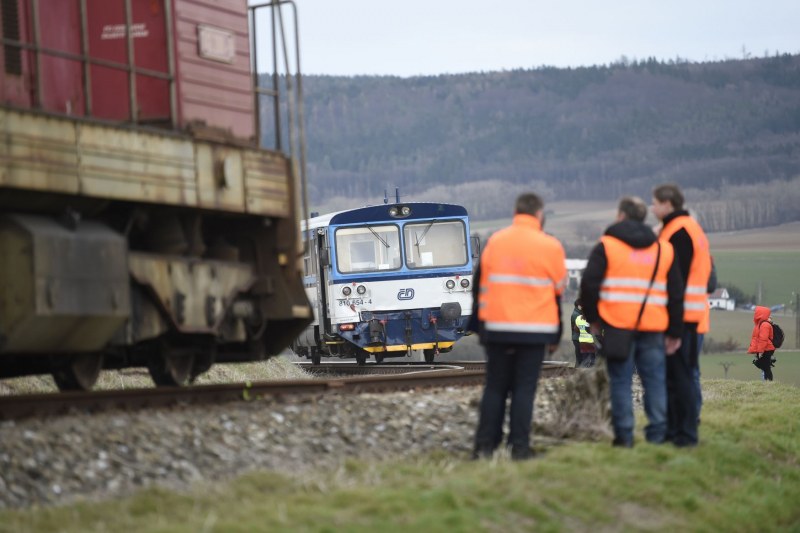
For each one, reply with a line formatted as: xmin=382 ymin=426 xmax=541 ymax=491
xmin=795 ymin=292 xmax=799 ymax=349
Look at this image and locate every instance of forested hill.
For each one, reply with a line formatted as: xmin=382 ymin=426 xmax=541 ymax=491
xmin=295 ymin=54 xmax=800 ymax=226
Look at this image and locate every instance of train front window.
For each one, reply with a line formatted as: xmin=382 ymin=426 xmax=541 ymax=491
xmin=404 ymin=220 xmax=468 ymax=269
xmin=335 ymin=225 xmax=401 ymax=273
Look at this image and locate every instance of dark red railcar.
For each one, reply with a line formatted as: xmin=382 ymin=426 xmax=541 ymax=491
xmin=0 ymin=0 xmax=311 ymax=389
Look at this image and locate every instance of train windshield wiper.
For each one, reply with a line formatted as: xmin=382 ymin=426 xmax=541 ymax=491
xmin=367 ymin=225 xmax=390 ymax=248
xmin=414 ymin=219 xmax=437 ymax=246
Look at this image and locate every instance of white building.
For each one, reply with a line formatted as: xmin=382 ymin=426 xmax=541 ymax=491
xmin=709 ymin=288 xmax=736 ymax=311
xmin=566 ymin=258 xmax=588 ymax=290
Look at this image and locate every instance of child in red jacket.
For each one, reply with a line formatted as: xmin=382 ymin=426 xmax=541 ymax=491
xmin=748 ymin=306 xmax=776 ymax=381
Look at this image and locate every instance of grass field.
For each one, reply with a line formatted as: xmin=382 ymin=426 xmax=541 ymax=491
xmin=702 ymin=308 xmax=797 ymax=349
xmin=712 ymin=250 xmax=800 ymax=307
xmin=449 ymin=306 xmax=799 ymax=368
xmin=700 ymin=351 xmax=800 ymax=384
xmin=3 ymin=379 xmax=798 ymax=532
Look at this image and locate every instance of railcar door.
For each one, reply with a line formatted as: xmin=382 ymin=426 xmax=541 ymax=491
xmin=314 ymin=229 xmax=333 ymax=347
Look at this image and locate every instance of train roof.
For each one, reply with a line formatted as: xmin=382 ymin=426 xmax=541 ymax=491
xmin=302 ymin=202 xmax=468 ymax=231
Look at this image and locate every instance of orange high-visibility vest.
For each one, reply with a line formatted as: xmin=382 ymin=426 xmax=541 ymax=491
xmin=478 ymin=215 xmax=566 ymax=336
xmin=598 ymin=236 xmax=675 ymax=332
xmin=660 ymin=215 xmax=712 ymax=333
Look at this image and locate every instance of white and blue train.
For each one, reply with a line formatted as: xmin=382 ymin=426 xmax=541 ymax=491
xmin=293 ymin=201 xmax=479 ymax=364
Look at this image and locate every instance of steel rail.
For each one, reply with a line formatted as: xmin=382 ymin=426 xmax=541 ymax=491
xmin=0 ymin=362 xmax=573 ymax=422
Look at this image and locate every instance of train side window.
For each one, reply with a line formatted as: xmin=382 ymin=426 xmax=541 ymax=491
xmin=303 ymin=236 xmax=312 ymax=275
xmin=310 ymin=240 xmax=318 ymax=276
xmin=302 ymin=233 xmax=319 ymax=276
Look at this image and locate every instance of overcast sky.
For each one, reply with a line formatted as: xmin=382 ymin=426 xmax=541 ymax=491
xmin=277 ymin=0 xmax=800 ymax=77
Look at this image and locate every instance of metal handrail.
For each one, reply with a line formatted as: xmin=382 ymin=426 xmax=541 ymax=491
xmin=249 ymin=0 xmax=310 ymax=255
xmin=0 ymin=38 xmax=174 ymax=81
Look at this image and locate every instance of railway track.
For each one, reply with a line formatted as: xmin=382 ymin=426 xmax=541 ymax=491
xmin=0 ymin=361 xmax=573 ymax=422
xmin=297 ymin=360 xmax=489 ymax=376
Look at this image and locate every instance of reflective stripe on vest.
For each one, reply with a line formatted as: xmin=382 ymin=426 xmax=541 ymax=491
xmin=599 ymin=291 xmax=668 ymax=306
xmin=597 ymin=236 xmax=674 ymax=332
xmin=488 ymin=274 xmax=554 ymax=287
xmin=660 ymin=215 xmax=711 ymax=332
xmin=484 ymin=321 xmax=560 ymax=333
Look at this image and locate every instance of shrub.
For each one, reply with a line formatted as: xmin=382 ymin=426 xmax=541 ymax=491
xmin=702 ymin=336 xmax=742 ymax=353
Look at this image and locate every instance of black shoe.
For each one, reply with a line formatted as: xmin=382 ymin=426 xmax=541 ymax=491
xmin=510 ymin=447 xmax=536 ymax=461
xmin=612 ymin=437 xmax=633 ymax=448
xmin=471 ymin=447 xmax=494 ymax=460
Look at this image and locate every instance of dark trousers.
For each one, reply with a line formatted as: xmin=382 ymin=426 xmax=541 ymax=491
xmin=666 ymin=325 xmax=699 ymax=446
xmin=755 ymin=350 xmax=775 ymax=381
xmin=474 ymin=343 xmax=544 ymax=456
xmin=573 ymin=340 xmax=596 ymax=368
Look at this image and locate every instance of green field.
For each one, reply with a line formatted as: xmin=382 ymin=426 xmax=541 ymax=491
xmin=712 ymin=250 xmax=800 ymax=307
xmin=702 ymin=308 xmax=797 ymax=349
xmin=449 ymin=306 xmax=799 ymax=369
xmin=700 ymin=351 xmax=800 ymax=385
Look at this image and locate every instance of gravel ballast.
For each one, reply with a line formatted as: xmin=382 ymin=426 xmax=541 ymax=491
xmin=0 ymin=365 xmax=612 ymax=509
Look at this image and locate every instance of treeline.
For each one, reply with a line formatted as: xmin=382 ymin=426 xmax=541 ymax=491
xmin=283 ymin=53 xmax=800 ymax=224
xmin=689 ymin=177 xmax=800 ymax=231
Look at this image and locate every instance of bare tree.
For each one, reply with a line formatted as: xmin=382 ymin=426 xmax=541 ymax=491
xmin=719 ymin=361 xmax=736 ymax=379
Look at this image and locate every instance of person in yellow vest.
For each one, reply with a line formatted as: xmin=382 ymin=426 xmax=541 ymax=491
xmin=571 ymin=299 xmax=597 ymax=367
xmin=652 ymin=183 xmax=712 ymax=447
xmin=469 ymin=192 xmax=566 ymax=460
xmin=580 ymin=197 xmax=684 ymax=447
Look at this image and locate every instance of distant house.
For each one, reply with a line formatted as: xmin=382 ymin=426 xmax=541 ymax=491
xmin=709 ymin=288 xmax=736 ymax=311
xmin=565 ymin=258 xmax=587 ymax=290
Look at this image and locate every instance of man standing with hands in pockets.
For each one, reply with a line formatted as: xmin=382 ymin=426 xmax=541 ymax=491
xmin=470 ymin=192 xmax=567 ymax=460
xmin=652 ymin=183 xmax=712 ymax=447
xmin=580 ymin=196 xmax=684 ymax=447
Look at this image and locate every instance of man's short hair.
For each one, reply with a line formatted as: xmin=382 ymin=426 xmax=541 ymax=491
xmin=618 ymin=196 xmax=648 ymax=222
xmin=652 ymin=183 xmax=684 ymax=210
xmin=515 ymin=193 xmax=543 ymax=216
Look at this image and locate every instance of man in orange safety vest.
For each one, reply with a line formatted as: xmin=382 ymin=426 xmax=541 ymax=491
xmin=652 ymin=183 xmax=712 ymax=447
xmin=580 ymin=196 xmax=684 ymax=447
xmin=469 ymin=192 xmax=566 ymax=460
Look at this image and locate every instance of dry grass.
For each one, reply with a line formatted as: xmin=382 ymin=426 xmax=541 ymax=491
xmin=536 ymin=365 xmax=612 ymax=442
xmin=707 ymin=221 xmax=800 ymax=251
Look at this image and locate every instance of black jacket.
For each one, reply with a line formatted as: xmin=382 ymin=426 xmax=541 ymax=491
xmin=661 ymin=210 xmax=693 ymax=287
xmin=579 ymin=219 xmax=684 ymax=338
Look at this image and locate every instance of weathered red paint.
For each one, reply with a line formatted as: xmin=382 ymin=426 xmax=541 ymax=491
xmin=1 ymin=0 xmax=254 ymax=139
xmin=173 ymin=0 xmax=254 ymax=139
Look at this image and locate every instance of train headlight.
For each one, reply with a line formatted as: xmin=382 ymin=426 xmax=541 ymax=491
xmin=388 ymin=205 xmax=412 ymax=218
xmin=356 ymin=285 xmax=367 ymax=295
xmin=342 ymin=286 xmax=352 ymax=296
xmin=446 ymin=279 xmax=456 ymax=290
xmin=460 ymin=278 xmax=470 ymax=288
